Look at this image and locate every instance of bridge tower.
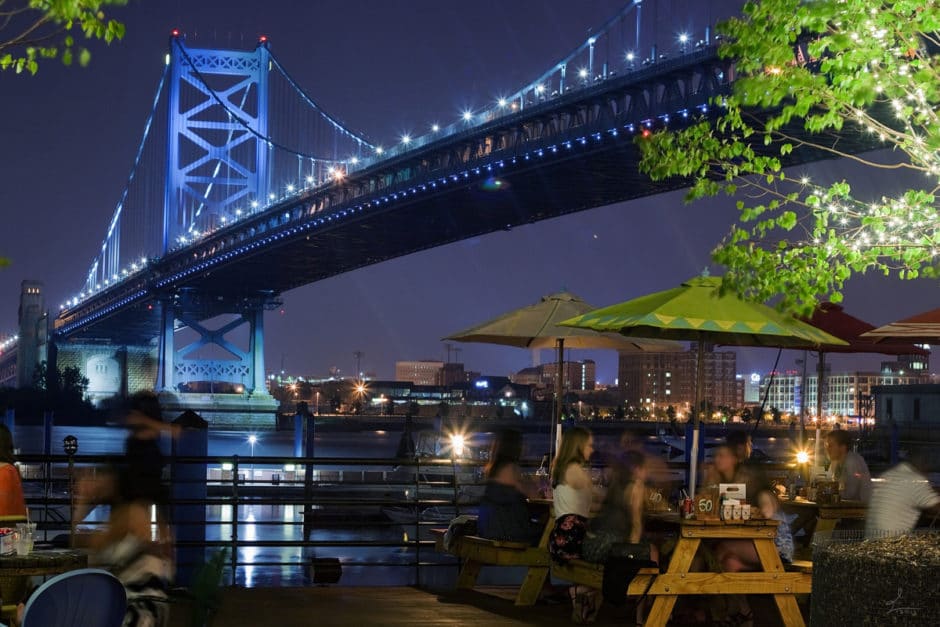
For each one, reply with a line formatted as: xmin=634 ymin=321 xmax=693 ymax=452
xmin=158 ymin=38 xmax=279 ymax=425
xmin=163 ymin=34 xmax=271 ymax=251
xmin=16 ymin=281 xmax=47 ymax=388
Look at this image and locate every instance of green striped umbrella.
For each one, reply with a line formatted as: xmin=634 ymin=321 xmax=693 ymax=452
xmin=560 ymin=275 xmax=847 ymax=497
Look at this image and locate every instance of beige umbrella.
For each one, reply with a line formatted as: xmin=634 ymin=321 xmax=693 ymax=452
xmin=861 ymin=307 xmax=940 ymax=344
xmin=444 ymin=291 xmax=683 ymax=459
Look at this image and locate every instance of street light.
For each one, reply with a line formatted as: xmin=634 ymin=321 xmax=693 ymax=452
xmin=449 ymin=432 xmax=466 ymax=516
xmin=248 ymin=434 xmax=258 ymax=477
xmin=63 ymin=435 xmax=78 ymax=538
xmin=449 ymin=433 xmax=466 ymax=458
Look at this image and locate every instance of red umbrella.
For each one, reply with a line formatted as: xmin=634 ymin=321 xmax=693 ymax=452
xmin=861 ymin=307 xmax=940 ymax=344
xmin=800 ymin=303 xmax=930 ymax=468
xmin=807 ymin=303 xmax=930 ymax=356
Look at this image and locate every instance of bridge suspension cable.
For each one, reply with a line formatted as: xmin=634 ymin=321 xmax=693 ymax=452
xmin=172 ymin=39 xmax=371 ymax=165
xmin=80 ymin=62 xmax=169 ymax=300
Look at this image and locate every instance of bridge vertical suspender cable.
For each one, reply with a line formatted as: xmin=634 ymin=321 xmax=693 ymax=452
xmin=83 ymin=63 xmax=170 ymax=298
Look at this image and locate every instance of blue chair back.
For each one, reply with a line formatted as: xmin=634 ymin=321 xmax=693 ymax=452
xmin=21 ymin=568 xmax=126 ymax=627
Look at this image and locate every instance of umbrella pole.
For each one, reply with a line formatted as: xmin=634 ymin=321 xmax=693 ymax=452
xmin=814 ymin=351 xmax=826 ymax=475
xmin=688 ymin=340 xmax=705 ymax=500
xmin=552 ymin=338 xmax=565 ymax=463
xmin=799 ymin=350 xmax=808 ymax=451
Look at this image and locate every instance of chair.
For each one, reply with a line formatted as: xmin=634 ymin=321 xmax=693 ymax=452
xmin=19 ymin=568 xmax=126 ymax=627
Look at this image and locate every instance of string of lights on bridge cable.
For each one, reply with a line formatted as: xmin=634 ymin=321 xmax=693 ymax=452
xmin=62 ymin=0 xmax=724 ymax=313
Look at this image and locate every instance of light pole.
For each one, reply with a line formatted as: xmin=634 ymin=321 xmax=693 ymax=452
xmin=63 ymin=435 xmax=78 ymax=542
xmin=449 ymin=433 xmax=465 ymax=516
xmin=248 ymin=434 xmax=258 ymax=478
xmin=315 ymin=391 xmax=320 ymax=416
xmin=353 ymin=350 xmax=364 ymax=379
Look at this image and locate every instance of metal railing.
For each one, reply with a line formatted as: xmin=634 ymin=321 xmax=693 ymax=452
xmin=20 ymin=452 xmax=493 ymax=587
xmin=18 ymin=450 xmax=920 ymax=587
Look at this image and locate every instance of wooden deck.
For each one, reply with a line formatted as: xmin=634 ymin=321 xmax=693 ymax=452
xmin=167 ymin=586 xmax=637 ymax=626
xmin=167 ymin=585 xmax=797 ymax=626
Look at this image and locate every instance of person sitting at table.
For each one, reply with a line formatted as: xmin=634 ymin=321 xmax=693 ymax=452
xmin=583 ymin=451 xmax=659 ymax=623
xmin=824 ymin=430 xmax=872 ymax=503
xmin=617 ymin=429 xmax=669 ymax=490
xmin=583 ymin=450 xmax=656 ymax=564
xmin=548 ymin=427 xmax=598 ymax=623
xmin=0 ymin=425 xmax=27 ymax=518
xmin=702 ymin=444 xmax=740 ymax=487
xmin=866 ymin=448 xmax=940 ymax=539
xmin=477 ymin=429 xmax=541 ymax=544
xmin=717 ymin=490 xmax=794 ymax=569
xmin=726 ymin=431 xmax=771 ymax=505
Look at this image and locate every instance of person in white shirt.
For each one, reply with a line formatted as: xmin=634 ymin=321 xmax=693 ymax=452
xmin=548 ymin=427 xmax=598 ymax=624
xmin=825 ymin=430 xmax=872 ymax=503
xmin=866 ymin=450 xmax=940 ymax=538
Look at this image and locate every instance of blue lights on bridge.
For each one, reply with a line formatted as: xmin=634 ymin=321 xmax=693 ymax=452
xmin=60 ymin=0 xmax=723 ymax=330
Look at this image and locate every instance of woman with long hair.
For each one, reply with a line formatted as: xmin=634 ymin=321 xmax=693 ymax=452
xmin=703 ymin=444 xmax=740 ymax=486
xmin=477 ymin=429 xmax=539 ymax=543
xmin=548 ymin=427 xmax=598 ymax=623
xmin=0 ymin=424 xmax=27 ymax=517
xmin=582 ymin=450 xmax=650 ymax=562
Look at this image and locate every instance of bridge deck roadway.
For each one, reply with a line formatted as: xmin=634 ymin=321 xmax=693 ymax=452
xmin=55 ymin=45 xmax=880 ymax=344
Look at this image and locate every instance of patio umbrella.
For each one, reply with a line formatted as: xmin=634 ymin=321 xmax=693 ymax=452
xmin=803 ymin=303 xmax=930 ymax=469
xmin=444 ymin=291 xmax=683 ymax=459
xmin=861 ymin=307 xmax=940 ymax=344
xmin=560 ymin=275 xmax=848 ymax=498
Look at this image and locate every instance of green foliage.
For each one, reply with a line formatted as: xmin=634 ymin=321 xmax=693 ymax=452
xmin=31 ymin=360 xmax=48 ymax=390
xmin=188 ymin=549 xmax=228 ymax=627
xmin=0 ymin=0 xmax=127 ymax=74
xmin=637 ymin=0 xmax=939 ymax=313
xmin=60 ymin=365 xmax=89 ymax=398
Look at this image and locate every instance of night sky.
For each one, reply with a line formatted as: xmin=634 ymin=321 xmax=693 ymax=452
xmin=0 ymin=0 xmax=935 ymax=384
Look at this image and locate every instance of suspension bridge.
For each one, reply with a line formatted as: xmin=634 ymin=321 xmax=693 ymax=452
xmin=4 ymin=1 xmax=877 ymax=418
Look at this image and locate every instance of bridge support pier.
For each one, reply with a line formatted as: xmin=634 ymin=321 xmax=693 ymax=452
xmin=156 ymin=291 xmax=279 ymax=428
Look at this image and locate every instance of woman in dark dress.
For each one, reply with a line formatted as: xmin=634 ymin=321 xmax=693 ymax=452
xmin=477 ymin=429 xmax=539 ymax=544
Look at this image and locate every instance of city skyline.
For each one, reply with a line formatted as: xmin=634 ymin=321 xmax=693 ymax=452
xmin=1 ymin=0 xmax=935 ymax=386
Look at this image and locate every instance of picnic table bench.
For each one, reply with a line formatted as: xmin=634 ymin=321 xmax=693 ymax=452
xmin=432 ymin=507 xmax=553 ymax=606
xmin=550 ymin=558 xmax=660 ymax=596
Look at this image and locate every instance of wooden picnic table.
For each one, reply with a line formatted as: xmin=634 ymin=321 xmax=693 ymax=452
xmin=781 ymin=498 xmax=866 ymax=547
xmin=643 ymin=518 xmax=811 ymax=627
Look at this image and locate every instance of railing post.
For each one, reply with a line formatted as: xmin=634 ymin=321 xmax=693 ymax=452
xmin=890 ymin=421 xmax=899 ymax=465
xmin=293 ymin=402 xmax=306 ymax=458
xmin=303 ymin=409 xmax=316 ymax=541
xmin=231 ymin=455 xmax=239 ymax=586
xmin=171 ymin=410 xmax=208 ymax=587
xmin=42 ymin=410 xmax=53 ymax=524
xmin=414 ymin=457 xmax=420 ymax=585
